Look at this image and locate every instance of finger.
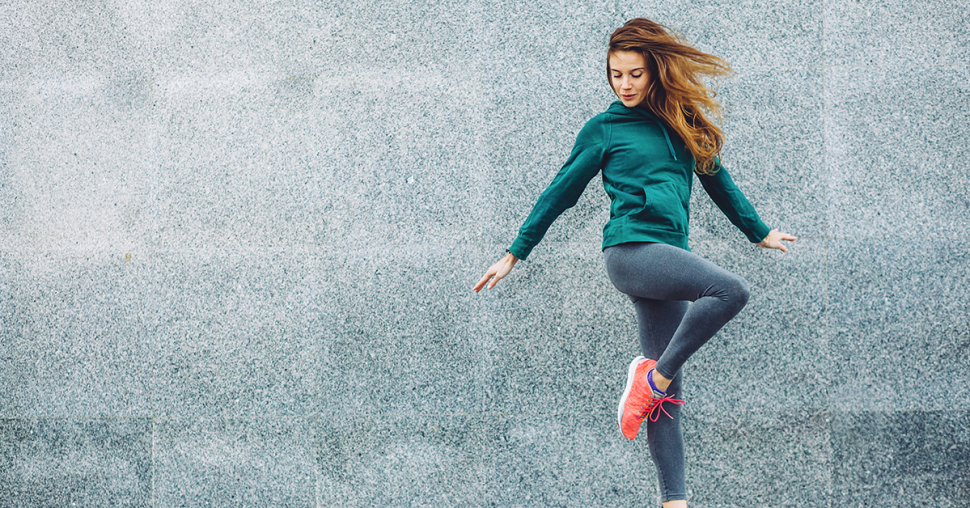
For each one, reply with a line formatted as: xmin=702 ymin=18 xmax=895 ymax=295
xmin=476 ymin=273 xmax=491 ymax=287
xmin=473 ymin=273 xmax=493 ymax=292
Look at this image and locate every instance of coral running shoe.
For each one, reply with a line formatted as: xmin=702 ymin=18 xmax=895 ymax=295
xmin=617 ymin=357 xmax=686 ymax=440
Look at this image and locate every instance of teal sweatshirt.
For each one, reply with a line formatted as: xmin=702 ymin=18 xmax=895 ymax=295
xmin=508 ymin=101 xmax=771 ymax=260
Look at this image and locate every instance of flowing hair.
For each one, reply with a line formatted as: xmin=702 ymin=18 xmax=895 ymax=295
xmin=608 ymin=18 xmax=732 ymax=175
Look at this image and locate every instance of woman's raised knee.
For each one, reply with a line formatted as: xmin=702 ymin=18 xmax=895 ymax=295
xmin=729 ymin=275 xmax=751 ymax=309
xmin=707 ymin=273 xmax=750 ymax=310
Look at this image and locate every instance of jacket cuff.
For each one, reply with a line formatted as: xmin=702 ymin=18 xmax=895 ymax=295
xmin=507 ymin=237 xmax=533 ymax=260
xmin=746 ymin=221 xmax=772 ymax=244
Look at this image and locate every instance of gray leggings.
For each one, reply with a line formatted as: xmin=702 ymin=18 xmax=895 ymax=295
xmin=603 ymin=242 xmax=751 ymax=502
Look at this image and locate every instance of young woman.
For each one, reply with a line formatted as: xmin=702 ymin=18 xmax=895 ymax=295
xmin=473 ymin=18 xmax=796 ymax=507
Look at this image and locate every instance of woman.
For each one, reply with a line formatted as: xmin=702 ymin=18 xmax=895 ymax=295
xmin=472 ymin=18 xmax=796 ymax=507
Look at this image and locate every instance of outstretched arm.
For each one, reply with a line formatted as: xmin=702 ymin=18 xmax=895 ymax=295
xmin=696 ymin=160 xmax=772 ymax=245
xmin=473 ymin=252 xmax=519 ymax=292
xmin=698 ymin=162 xmax=796 ymax=253
xmin=473 ymin=116 xmax=607 ymax=292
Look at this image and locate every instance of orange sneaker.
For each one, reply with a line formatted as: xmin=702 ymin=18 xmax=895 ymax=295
xmin=617 ymin=357 xmax=686 ymax=440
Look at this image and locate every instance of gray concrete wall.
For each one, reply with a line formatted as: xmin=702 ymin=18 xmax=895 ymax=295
xmin=2 ymin=0 xmax=968 ymax=506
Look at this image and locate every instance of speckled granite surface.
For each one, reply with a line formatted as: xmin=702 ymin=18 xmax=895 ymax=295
xmin=2 ymin=0 xmax=968 ymax=506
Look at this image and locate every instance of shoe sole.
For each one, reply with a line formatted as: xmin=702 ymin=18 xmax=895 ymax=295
xmin=617 ymin=356 xmax=646 ymax=432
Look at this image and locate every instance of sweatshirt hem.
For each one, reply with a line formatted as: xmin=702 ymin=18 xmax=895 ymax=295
xmin=602 ymin=226 xmax=689 ymax=252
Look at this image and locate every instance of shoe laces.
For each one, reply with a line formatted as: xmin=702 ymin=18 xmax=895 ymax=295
xmin=636 ymin=393 xmax=686 ymax=422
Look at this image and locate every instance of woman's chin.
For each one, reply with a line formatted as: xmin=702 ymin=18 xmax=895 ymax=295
xmin=619 ymin=95 xmax=641 ymax=107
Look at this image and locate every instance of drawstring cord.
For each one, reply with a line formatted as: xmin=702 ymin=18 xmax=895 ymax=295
xmin=659 ymin=123 xmax=677 ymax=161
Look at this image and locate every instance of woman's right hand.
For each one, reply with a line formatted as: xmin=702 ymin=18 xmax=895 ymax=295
xmin=473 ymin=252 xmax=519 ymax=292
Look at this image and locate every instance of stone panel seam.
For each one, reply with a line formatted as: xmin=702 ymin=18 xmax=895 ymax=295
xmin=313 ymin=415 xmax=321 ymax=508
xmin=0 ymin=416 xmax=154 ymax=421
xmin=822 ymin=4 xmax=833 ymax=506
xmin=151 ymin=416 xmax=156 ymax=508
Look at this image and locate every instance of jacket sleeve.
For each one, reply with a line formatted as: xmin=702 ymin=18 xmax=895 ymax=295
xmin=507 ymin=118 xmax=607 ymax=260
xmin=696 ymin=158 xmax=771 ymax=244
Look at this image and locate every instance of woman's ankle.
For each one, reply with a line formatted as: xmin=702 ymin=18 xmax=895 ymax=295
xmin=649 ymin=368 xmax=672 ymax=393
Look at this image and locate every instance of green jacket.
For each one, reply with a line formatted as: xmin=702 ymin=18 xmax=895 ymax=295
xmin=508 ymin=101 xmax=771 ymax=260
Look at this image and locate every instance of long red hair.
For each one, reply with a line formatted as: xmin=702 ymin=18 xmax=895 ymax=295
xmin=608 ymin=18 xmax=732 ymax=174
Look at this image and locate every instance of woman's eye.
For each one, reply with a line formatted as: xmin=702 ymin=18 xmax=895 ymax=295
xmin=632 ymin=73 xmax=642 ymax=78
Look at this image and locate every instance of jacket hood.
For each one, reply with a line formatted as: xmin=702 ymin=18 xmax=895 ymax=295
xmin=606 ymin=101 xmax=678 ymax=161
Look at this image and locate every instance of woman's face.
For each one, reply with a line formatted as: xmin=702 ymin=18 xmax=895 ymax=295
xmin=609 ymin=51 xmax=649 ymax=107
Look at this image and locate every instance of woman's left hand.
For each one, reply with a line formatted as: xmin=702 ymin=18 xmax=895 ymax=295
xmin=757 ymin=229 xmax=797 ymax=253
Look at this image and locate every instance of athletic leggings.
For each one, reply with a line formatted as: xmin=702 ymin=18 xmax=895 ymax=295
xmin=603 ymin=242 xmax=751 ymax=502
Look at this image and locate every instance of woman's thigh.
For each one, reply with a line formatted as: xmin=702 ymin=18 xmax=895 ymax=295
xmin=603 ymin=242 xmax=748 ymax=304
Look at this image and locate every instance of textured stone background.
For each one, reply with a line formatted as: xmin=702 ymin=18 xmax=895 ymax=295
xmin=2 ymin=0 xmax=969 ymax=506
